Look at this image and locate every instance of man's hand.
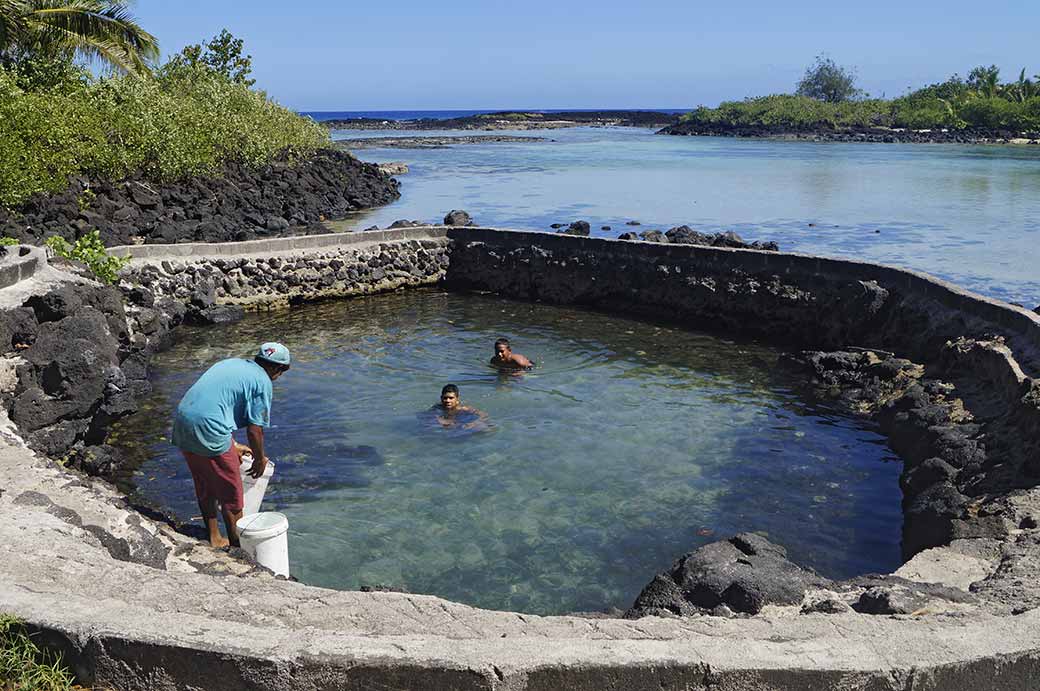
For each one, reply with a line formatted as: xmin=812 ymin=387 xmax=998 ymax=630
xmin=247 ymin=456 xmax=269 ymax=479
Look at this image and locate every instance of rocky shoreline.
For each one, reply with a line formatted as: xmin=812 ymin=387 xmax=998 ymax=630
xmin=659 ymin=122 xmax=1040 ymax=145
xmin=322 ymin=110 xmax=679 ymax=131
xmin=0 ymin=149 xmax=400 ymax=247
xmin=335 ymin=135 xmax=549 ymax=149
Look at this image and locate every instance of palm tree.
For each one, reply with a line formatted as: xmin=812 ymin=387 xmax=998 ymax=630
xmin=0 ymin=0 xmax=157 ymax=75
xmin=1005 ymin=68 xmax=1038 ymax=102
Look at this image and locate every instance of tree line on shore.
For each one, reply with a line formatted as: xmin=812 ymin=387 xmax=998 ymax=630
xmin=0 ymin=1 xmax=328 ymax=209
xmin=681 ymin=56 xmax=1040 ymax=134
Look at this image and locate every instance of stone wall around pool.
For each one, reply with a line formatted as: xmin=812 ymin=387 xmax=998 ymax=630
xmin=110 ymin=226 xmax=1040 ymax=564
xmin=1 ymin=226 xmax=1038 ymax=688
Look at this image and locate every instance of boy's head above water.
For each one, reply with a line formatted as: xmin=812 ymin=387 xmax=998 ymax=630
xmin=440 ymin=384 xmax=460 ymax=409
xmin=494 ymin=338 xmax=511 ymax=359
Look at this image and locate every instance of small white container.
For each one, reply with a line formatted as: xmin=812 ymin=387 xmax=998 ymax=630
xmin=236 ymin=512 xmax=290 ymax=577
xmin=239 ymin=454 xmax=274 ymax=516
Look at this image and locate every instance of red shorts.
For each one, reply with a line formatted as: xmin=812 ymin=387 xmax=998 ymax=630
xmin=182 ymin=441 xmax=243 ymax=514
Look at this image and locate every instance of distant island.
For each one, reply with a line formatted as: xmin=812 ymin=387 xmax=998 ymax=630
xmin=322 ymin=60 xmax=1040 ymax=145
xmin=322 ymin=110 xmax=680 ymax=131
xmin=661 ymin=59 xmax=1040 ymax=144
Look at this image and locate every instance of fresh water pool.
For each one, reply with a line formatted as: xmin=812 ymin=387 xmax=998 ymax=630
xmin=112 ymin=290 xmax=902 ymax=615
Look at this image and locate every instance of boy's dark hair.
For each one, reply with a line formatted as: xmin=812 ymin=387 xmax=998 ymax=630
xmin=255 ymin=356 xmax=290 ymax=374
xmin=441 ymin=384 xmax=459 ymax=396
xmin=494 ymin=338 xmax=510 ymax=348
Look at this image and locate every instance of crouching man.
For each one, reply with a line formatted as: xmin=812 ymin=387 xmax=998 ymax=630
xmin=172 ymin=342 xmax=291 ymax=547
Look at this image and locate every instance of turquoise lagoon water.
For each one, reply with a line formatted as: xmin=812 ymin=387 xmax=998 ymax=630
xmin=116 ymin=291 xmax=901 ymax=615
xmin=332 ymin=127 xmax=1040 ymax=306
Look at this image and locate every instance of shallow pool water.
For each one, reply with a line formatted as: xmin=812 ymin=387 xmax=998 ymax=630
xmin=113 ymin=290 xmax=902 ymax=614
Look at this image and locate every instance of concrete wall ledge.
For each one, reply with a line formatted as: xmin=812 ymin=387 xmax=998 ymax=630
xmin=109 ymin=227 xmax=450 ymax=260
xmin=5 ymin=544 xmax=1040 ymax=690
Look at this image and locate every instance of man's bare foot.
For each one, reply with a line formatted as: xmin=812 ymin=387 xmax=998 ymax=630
xmin=209 ymin=535 xmax=230 ymax=549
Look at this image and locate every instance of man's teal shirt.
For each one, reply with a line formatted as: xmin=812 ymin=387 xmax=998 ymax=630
xmin=172 ymin=358 xmax=273 ymax=456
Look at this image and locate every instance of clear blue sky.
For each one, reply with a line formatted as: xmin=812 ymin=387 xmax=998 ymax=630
xmin=136 ymin=1 xmax=1039 ymax=111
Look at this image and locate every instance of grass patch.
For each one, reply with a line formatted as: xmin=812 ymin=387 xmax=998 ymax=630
xmin=0 ymin=614 xmax=79 ymax=690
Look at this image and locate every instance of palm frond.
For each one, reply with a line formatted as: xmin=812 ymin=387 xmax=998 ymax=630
xmin=19 ymin=0 xmax=158 ymax=73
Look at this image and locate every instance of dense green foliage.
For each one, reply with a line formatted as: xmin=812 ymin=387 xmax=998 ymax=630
xmin=795 ymin=55 xmax=861 ymax=103
xmin=681 ymin=66 xmax=1040 ymax=133
xmin=160 ymin=28 xmax=254 ymax=86
xmin=0 ymin=0 xmax=157 ymax=75
xmin=0 ymin=614 xmax=78 ymax=690
xmin=44 ymin=230 xmax=127 ymax=283
xmin=0 ymin=32 xmax=330 ymax=208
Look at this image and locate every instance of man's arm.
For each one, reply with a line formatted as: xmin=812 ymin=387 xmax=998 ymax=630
xmin=512 ymin=353 xmax=533 ymax=368
xmin=246 ymin=424 xmax=267 ymax=478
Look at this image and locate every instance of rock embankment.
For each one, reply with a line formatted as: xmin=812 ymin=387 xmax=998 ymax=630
xmin=337 ymin=135 xmax=548 ymax=149
xmin=659 ymin=122 xmax=1040 ymax=144
xmin=0 ymin=280 xmax=181 ymax=471
xmin=324 ymin=110 xmax=679 ymax=131
xmin=0 ymin=149 xmax=400 ymax=247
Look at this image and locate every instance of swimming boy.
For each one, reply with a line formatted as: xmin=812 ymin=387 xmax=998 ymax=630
xmin=171 ymin=342 xmax=291 ymax=548
xmin=434 ymin=384 xmax=489 ymax=430
xmin=490 ymin=337 xmax=532 ymax=370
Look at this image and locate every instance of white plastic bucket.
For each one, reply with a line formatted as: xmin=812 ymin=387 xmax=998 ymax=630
xmin=236 ymin=512 xmax=290 ymax=577
xmin=239 ymin=454 xmax=274 ymax=516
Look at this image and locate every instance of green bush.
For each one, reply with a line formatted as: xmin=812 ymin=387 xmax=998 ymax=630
xmin=44 ymin=231 xmax=129 ymax=284
xmin=680 ymin=94 xmax=894 ymax=130
xmin=0 ymin=58 xmax=329 ymax=209
xmin=680 ymin=66 xmax=1040 ymax=134
xmin=957 ymin=97 xmax=1036 ymax=130
xmin=680 ymin=93 xmax=1040 ymax=133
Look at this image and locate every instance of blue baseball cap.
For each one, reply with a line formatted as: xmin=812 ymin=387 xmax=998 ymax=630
xmin=257 ymin=342 xmax=291 ymax=366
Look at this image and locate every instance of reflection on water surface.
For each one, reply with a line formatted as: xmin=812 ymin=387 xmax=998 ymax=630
xmin=113 ymin=290 xmax=902 ymax=614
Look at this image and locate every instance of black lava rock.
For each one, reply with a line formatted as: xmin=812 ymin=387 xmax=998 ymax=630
xmin=0 ymin=149 xmax=400 ymax=247
xmin=560 ymin=220 xmax=590 ymax=236
xmin=627 ymin=533 xmax=831 ymax=617
xmin=443 ymin=210 xmax=473 ymax=226
xmin=639 ymin=230 xmax=667 ymax=243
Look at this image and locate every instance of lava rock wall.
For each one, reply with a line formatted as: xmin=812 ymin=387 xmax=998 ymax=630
xmin=0 ymin=150 xmax=400 ymax=247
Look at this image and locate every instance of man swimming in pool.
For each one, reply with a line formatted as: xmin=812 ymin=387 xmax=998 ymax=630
xmin=433 ymin=384 xmax=489 ymax=430
xmin=490 ymin=337 xmax=532 ymax=371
